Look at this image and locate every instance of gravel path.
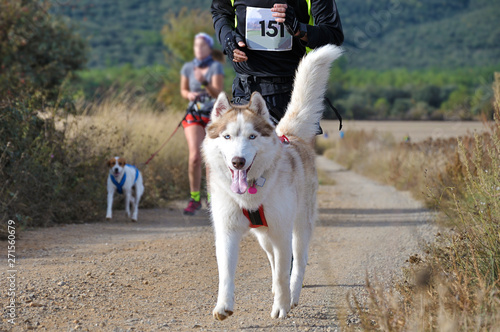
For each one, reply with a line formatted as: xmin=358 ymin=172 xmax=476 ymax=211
xmin=1 ymin=156 xmax=435 ymax=331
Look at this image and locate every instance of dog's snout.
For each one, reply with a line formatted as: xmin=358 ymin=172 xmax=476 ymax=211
xmin=231 ymin=157 xmax=246 ymax=170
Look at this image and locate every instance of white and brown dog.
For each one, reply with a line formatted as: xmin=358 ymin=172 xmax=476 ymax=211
xmin=106 ymin=157 xmax=144 ymax=222
xmin=203 ymin=45 xmax=343 ymax=320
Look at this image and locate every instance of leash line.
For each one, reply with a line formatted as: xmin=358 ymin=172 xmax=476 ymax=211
xmin=139 ymin=100 xmax=207 ymax=168
xmin=324 ymin=97 xmax=342 ymax=131
xmin=142 ymin=117 xmax=183 ymax=167
xmin=140 ymin=109 xmax=189 ymax=168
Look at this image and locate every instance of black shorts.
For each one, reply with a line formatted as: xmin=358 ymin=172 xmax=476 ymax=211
xmin=231 ymin=74 xmax=323 ymax=134
xmin=231 ymin=74 xmax=293 ymax=125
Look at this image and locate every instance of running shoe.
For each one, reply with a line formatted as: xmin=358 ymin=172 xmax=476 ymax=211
xmin=183 ymin=198 xmax=202 ymax=215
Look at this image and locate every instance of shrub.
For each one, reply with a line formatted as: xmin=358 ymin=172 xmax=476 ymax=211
xmin=327 ymin=73 xmax=500 ymax=330
xmin=0 ymin=99 xmax=104 ymax=237
xmin=0 ymin=0 xmax=88 ymax=103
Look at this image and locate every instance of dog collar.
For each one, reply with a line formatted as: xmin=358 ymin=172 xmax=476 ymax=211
xmin=248 ymin=176 xmax=266 ymax=194
xmin=279 ymin=135 xmax=290 ymax=144
xmin=110 ymin=164 xmax=139 ymax=194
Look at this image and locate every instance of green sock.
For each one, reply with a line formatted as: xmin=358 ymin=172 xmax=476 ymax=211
xmin=207 ymin=193 xmax=211 ymax=203
xmin=190 ymin=191 xmax=201 ymax=202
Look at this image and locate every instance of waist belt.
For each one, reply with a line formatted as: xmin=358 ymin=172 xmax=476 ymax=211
xmin=237 ymin=74 xmax=293 ymax=84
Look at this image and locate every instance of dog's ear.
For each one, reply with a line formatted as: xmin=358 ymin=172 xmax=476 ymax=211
xmin=107 ymin=159 xmax=114 ymax=168
xmin=211 ymin=92 xmax=231 ymax=121
xmin=248 ymin=92 xmax=269 ymax=118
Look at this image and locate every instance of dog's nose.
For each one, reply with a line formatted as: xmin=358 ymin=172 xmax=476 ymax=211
xmin=231 ymin=157 xmax=246 ymax=170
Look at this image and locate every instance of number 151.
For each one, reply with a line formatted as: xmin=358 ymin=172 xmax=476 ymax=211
xmin=259 ymin=20 xmax=285 ymax=38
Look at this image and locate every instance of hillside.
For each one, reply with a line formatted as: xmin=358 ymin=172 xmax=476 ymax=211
xmin=347 ymin=0 xmax=500 ymax=69
xmin=50 ymin=0 xmax=500 ymax=69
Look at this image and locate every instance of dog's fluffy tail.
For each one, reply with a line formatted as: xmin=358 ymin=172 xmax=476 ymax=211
xmin=276 ymin=44 xmax=343 ymax=141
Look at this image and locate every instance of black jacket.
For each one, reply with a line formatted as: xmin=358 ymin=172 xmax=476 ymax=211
xmin=211 ymin=0 xmax=343 ymax=77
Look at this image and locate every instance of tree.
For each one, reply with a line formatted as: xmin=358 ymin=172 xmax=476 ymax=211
xmin=0 ymin=0 xmax=88 ymax=103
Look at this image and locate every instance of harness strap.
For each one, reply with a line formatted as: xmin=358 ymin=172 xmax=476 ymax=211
xmin=279 ymin=135 xmax=290 ymax=144
xmin=242 ymin=205 xmax=268 ymax=228
xmin=110 ymin=165 xmax=139 ymax=195
xmin=110 ymin=173 xmax=126 ymax=195
xmin=129 ymin=164 xmax=139 ymax=184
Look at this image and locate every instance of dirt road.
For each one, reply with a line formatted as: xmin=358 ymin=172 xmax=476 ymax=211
xmin=1 ymin=156 xmax=435 ymax=331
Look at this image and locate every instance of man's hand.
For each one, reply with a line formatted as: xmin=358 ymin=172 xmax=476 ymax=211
xmin=224 ymin=31 xmax=248 ymax=63
xmin=271 ymin=3 xmax=299 ymax=36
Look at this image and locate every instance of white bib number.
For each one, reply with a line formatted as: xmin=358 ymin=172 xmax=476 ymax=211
xmin=245 ymin=7 xmax=293 ymax=51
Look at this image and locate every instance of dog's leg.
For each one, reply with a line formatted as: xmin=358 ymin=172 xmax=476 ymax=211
xmin=290 ymin=217 xmax=313 ymax=308
xmin=254 ymin=231 xmax=276 ymax=293
xmin=106 ymin=190 xmax=114 ymax=220
xmin=124 ymin=190 xmax=132 ymax=218
xmin=269 ymin=228 xmax=293 ymax=319
xmin=212 ymin=221 xmax=245 ymax=321
xmin=131 ymin=182 xmax=144 ymax=222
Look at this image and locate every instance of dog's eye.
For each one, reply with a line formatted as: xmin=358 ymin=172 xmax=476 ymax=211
xmin=223 ymin=134 xmax=231 ymax=140
xmin=249 ymin=134 xmax=257 ymax=140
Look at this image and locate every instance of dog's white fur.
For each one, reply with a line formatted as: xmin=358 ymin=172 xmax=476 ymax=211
xmin=106 ymin=157 xmax=144 ymax=222
xmin=202 ymin=45 xmax=343 ymax=320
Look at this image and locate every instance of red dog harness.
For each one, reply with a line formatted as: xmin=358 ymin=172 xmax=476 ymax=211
xmin=242 ymin=206 xmax=268 ymax=228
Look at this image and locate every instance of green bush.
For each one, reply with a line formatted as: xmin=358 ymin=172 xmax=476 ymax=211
xmin=0 ymin=0 xmax=91 ymax=237
xmin=0 ymin=0 xmax=88 ymax=102
xmin=0 ymin=99 xmax=105 ymax=237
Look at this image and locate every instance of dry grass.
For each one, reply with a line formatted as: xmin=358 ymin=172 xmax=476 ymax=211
xmin=64 ymin=92 xmax=191 ymax=207
xmin=325 ymin=74 xmax=500 ymax=330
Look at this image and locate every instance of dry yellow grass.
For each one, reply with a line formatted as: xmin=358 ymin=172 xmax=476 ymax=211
xmin=321 ymin=120 xmax=489 ymax=143
xmin=63 ymin=94 xmax=192 ymax=206
xmin=337 ymin=74 xmax=500 ymax=331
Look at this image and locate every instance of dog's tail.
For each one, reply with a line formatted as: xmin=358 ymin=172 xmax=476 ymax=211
xmin=276 ymin=44 xmax=343 ymax=141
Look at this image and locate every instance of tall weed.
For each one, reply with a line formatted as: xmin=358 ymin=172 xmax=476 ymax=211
xmin=326 ymin=73 xmax=500 ymax=330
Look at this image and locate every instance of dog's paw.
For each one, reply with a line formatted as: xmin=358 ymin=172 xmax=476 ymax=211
xmin=213 ymin=304 xmax=234 ymax=321
xmin=271 ymin=303 xmax=290 ymax=319
xmin=290 ymin=288 xmax=301 ymax=309
xmin=131 ymin=218 xmax=137 ymax=222
xmin=106 ymin=217 xmax=112 ymax=221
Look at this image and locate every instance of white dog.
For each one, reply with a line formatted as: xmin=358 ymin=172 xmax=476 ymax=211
xmin=106 ymin=157 xmax=144 ymax=222
xmin=202 ymin=45 xmax=343 ymax=320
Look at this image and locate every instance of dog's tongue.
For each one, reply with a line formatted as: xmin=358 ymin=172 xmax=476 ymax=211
xmin=230 ymin=169 xmax=248 ymax=194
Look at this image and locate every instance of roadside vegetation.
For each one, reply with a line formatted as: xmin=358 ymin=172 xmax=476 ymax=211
xmin=1 ymin=0 xmax=89 ymax=236
xmin=0 ymin=2 xmax=191 ymax=237
xmin=318 ymin=74 xmax=500 ymax=330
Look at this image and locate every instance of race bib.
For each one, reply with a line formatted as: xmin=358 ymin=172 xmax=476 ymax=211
xmin=245 ymin=7 xmax=293 ymax=51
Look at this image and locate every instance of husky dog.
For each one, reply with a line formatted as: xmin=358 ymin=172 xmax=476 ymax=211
xmin=202 ymin=44 xmax=343 ymax=320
